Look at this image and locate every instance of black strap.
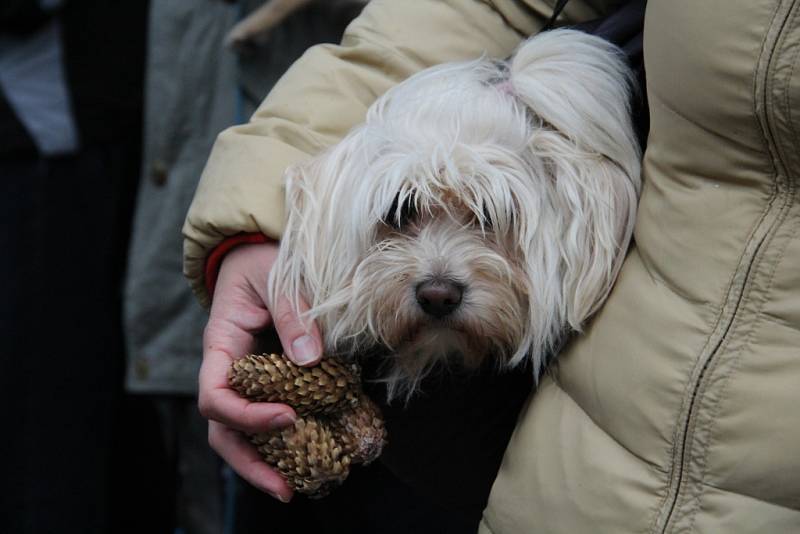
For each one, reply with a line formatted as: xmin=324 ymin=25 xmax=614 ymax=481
xmin=542 ymin=0 xmax=571 ymax=31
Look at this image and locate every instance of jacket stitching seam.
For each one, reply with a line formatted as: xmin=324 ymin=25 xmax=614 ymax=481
xmin=641 ymin=150 xmax=772 ymax=534
xmin=754 ymin=1 xmax=791 ymax=182
xmin=690 ymin=3 xmax=800 ymax=509
xmin=784 ymin=7 xmax=800 ymax=166
xmin=646 ymin=277 xmax=722 ymax=533
xmin=642 ymin=189 xmax=739 ymax=532
xmin=682 ymin=209 xmax=782 ymax=529
xmin=700 ymin=477 xmax=800 ymax=512
xmin=662 ymin=198 xmax=777 ymax=533
xmin=686 ymin=193 xmax=796 ymax=534
xmin=646 ymin=90 xmax=757 ymax=151
xmin=758 ymin=308 xmax=800 ymax=331
xmin=751 ymin=1 xmax=785 ymax=183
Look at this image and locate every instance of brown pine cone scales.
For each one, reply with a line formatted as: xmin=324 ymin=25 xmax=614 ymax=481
xmin=331 ymin=394 xmax=387 ymax=465
xmin=251 ymin=417 xmax=352 ymax=497
xmin=228 ymin=353 xmax=360 ymax=416
xmin=229 ymin=353 xmax=387 ymax=498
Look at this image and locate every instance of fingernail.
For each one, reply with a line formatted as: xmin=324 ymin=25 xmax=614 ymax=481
xmin=270 ymin=491 xmax=291 ymax=504
xmin=272 ymin=413 xmax=296 ymax=429
xmin=291 ymin=335 xmax=320 ymax=365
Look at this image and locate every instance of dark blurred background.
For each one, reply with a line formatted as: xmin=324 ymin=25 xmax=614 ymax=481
xmin=0 ymin=1 xmax=365 ymax=532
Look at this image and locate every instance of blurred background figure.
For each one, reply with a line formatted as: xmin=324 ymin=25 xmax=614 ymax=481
xmin=123 ymin=2 xmax=239 ymax=531
xmin=1 ymin=0 xmax=364 ymax=533
xmin=0 ymin=1 xmax=165 ymax=534
xmin=123 ymin=1 xmax=365 ymax=533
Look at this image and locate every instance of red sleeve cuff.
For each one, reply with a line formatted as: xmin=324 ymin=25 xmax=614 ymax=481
xmin=204 ymin=233 xmax=270 ymax=298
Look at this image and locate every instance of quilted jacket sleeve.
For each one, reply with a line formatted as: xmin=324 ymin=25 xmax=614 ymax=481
xmin=182 ymin=0 xmax=610 ymax=306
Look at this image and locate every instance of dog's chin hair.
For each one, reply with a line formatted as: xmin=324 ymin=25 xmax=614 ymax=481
xmin=380 ymin=328 xmax=496 ymax=403
xmin=334 ymin=327 xmax=509 ymax=404
xmin=269 ymin=30 xmax=642 ymax=401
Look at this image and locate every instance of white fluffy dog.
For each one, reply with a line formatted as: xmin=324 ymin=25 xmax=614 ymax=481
xmin=270 ymin=30 xmax=641 ymax=399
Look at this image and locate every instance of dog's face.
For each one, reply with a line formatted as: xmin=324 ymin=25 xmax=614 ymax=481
xmin=270 ymin=30 xmax=641 ymax=399
xmin=355 ymin=202 xmax=529 ymax=384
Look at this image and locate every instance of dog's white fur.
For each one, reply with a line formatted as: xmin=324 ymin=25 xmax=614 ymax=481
xmin=270 ymin=30 xmax=641 ymax=399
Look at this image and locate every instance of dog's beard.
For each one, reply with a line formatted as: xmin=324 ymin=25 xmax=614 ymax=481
xmin=323 ymin=212 xmax=530 ymax=400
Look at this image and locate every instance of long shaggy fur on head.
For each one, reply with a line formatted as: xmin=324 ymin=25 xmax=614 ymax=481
xmin=269 ymin=30 xmax=641 ymax=400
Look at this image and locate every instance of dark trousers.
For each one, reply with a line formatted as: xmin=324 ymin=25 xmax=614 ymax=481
xmin=233 ymin=459 xmax=486 ymax=534
xmin=0 ymin=148 xmax=173 ymax=534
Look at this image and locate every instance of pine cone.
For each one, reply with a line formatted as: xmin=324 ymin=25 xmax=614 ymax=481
xmin=332 ymin=395 xmax=387 ymax=465
xmin=228 ymin=353 xmax=360 ymax=416
xmin=230 ymin=353 xmax=387 ymax=498
xmin=251 ymin=416 xmax=352 ymax=498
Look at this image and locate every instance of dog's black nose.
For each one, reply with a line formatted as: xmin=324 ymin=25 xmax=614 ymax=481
xmin=416 ymin=279 xmax=463 ymax=318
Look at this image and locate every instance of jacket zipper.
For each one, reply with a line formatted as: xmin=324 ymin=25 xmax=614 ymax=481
xmin=657 ymin=1 xmax=797 ymax=530
xmin=658 ymin=226 xmax=771 ymax=532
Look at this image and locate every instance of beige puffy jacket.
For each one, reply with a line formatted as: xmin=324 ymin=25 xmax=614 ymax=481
xmin=184 ymin=0 xmax=800 ymax=531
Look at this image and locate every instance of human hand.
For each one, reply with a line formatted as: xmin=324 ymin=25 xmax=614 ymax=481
xmin=198 ymin=242 xmax=323 ymax=502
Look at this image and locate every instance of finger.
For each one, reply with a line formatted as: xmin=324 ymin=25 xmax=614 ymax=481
xmin=208 ymin=421 xmax=293 ymax=502
xmin=272 ymin=295 xmax=323 ymax=366
xmin=199 ymin=347 xmax=297 ymax=432
xmin=202 ymin=278 xmax=273 ymax=395
xmin=202 ymin=313 xmax=267 ymax=390
xmin=198 ymin=386 xmax=296 ymax=434
xmin=207 ymin=283 xmax=273 ymax=354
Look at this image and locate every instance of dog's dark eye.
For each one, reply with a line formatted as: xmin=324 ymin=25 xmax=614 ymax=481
xmin=479 ymin=203 xmax=494 ymax=230
xmin=383 ymin=193 xmax=417 ymax=229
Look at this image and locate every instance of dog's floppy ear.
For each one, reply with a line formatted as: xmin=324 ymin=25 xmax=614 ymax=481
xmin=269 ymin=130 xmax=374 ymax=336
xmin=510 ymin=29 xmax=641 ymax=329
xmin=268 ymin=161 xmax=316 ymax=317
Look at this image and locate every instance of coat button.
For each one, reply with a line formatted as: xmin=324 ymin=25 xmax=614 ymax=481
xmin=151 ymin=160 xmax=168 ymax=186
xmin=134 ymin=357 xmax=150 ymax=380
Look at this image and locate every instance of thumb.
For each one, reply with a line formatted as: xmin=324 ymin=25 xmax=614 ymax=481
xmin=271 ymin=295 xmax=323 ymax=366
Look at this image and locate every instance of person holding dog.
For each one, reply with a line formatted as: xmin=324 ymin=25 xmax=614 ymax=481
xmin=186 ymin=0 xmax=800 ymax=532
